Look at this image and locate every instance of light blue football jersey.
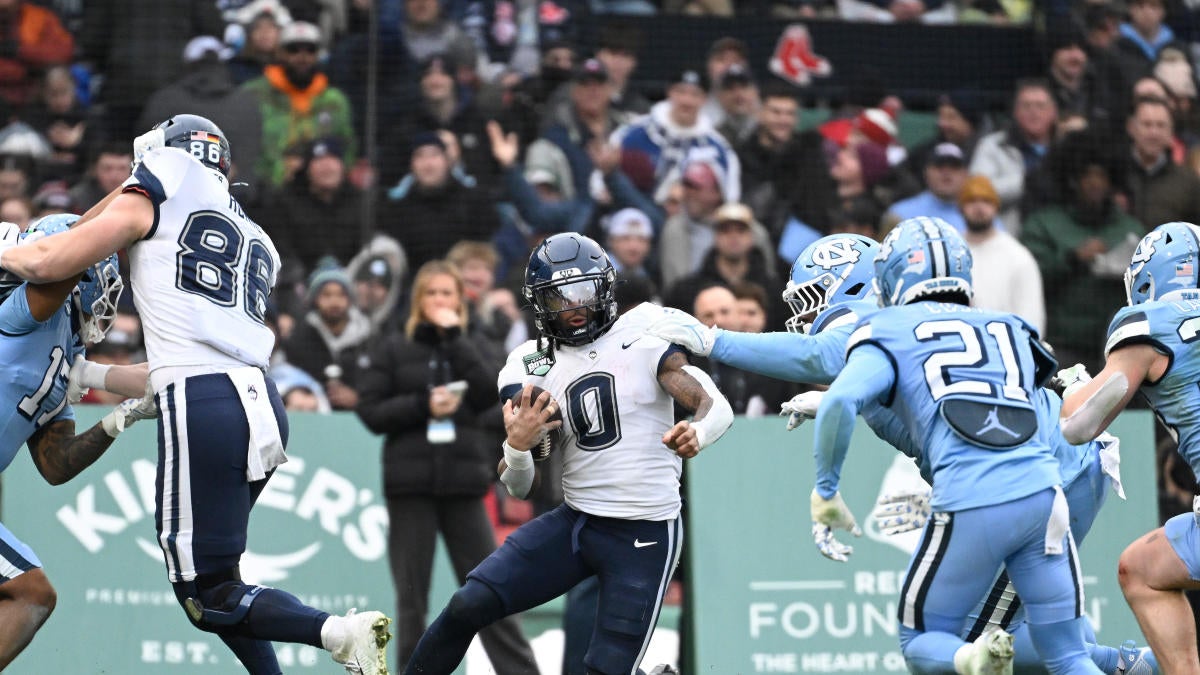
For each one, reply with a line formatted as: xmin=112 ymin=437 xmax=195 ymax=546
xmin=0 ymin=285 xmax=80 ymax=472
xmin=843 ymin=302 xmax=1061 ymax=511
xmin=1106 ymin=299 xmax=1200 ymax=475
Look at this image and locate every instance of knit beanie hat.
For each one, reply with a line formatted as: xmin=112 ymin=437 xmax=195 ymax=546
xmin=959 ymin=174 xmax=1000 ymax=208
xmin=306 ymin=258 xmax=356 ymax=305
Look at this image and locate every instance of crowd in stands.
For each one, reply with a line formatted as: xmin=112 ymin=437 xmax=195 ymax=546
xmin=4 ymin=0 xmax=1200 ymax=662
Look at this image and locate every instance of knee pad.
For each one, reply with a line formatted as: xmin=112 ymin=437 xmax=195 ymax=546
xmin=444 ymin=579 xmax=506 ymax=632
xmin=172 ymin=568 xmax=266 ymax=634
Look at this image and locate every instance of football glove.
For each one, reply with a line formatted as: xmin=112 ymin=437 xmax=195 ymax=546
xmin=100 ymin=386 xmax=158 ymax=438
xmin=873 ymin=489 xmax=932 ymax=535
xmin=645 ymin=310 xmax=718 ymax=357
xmin=132 ymin=127 xmax=165 ymax=167
xmin=1053 ymin=363 xmax=1092 ymax=398
xmin=780 ymin=391 xmax=824 ymax=431
xmin=810 ymin=489 xmax=861 ymax=562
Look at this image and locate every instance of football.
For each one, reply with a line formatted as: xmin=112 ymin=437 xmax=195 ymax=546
xmin=507 ymin=385 xmax=563 ymax=461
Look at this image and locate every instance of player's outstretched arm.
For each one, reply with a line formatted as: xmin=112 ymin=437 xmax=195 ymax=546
xmin=67 ymin=358 xmax=149 ymax=403
xmin=657 ymin=351 xmax=733 ymax=458
xmin=27 ymin=392 xmax=158 ymax=485
xmin=0 ymin=193 xmax=151 ymax=283
xmin=1059 ymin=345 xmax=1162 ymax=444
xmin=812 ymin=346 xmax=893 ymax=499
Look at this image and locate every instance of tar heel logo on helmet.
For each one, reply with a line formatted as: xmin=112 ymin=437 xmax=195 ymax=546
xmin=1128 ymin=230 xmax=1164 ymax=278
xmin=810 ymin=239 xmax=862 ymax=270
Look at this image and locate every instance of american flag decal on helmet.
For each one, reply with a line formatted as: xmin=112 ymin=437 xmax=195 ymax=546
xmin=190 ymin=130 xmax=220 ymax=143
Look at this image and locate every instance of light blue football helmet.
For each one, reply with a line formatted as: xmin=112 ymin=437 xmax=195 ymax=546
xmin=1124 ymin=221 xmax=1200 ymax=306
xmin=874 ymin=216 xmax=973 ymax=307
xmin=782 ymin=233 xmax=879 ymax=333
xmin=24 ymin=214 xmax=124 ymax=343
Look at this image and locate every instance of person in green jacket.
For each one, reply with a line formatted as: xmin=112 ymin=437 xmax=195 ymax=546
xmin=241 ymin=21 xmax=356 ymax=187
xmin=1020 ymin=130 xmax=1144 ymax=372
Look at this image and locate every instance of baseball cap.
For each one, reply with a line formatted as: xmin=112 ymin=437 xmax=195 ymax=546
xmin=929 ymin=142 xmax=966 ymax=166
xmin=309 ymin=137 xmax=345 ymax=160
xmin=573 ymin=58 xmax=609 ymax=83
xmin=280 ymin=21 xmax=321 ymax=47
xmin=605 ymin=208 xmax=653 ymax=238
xmin=355 ymin=255 xmax=394 ymax=288
xmin=718 ymin=64 xmax=754 ymax=89
xmin=714 ymin=202 xmax=753 ymax=227
xmin=525 ymin=166 xmax=564 ymax=193
xmin=671 ymin=69 xmax=707 ymax=92
xmin=182 ymin=35 xmax=233 ymax=63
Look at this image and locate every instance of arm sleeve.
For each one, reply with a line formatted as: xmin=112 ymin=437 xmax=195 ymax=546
xmin=710 ymin=329 xmax=845 ymax=385
xmin=813 ymin=346 xmax=895 ymax=499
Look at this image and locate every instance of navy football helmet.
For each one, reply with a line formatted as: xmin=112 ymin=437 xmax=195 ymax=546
xmin=151 ymin=114 xmax=232 ymax=177
xmin=524 ymin=233 xmax=618 ymax=346
xmin=875 ymin=216 xmax=973 ymax=307
xmin=783 ymin=234 xmax=878 ymax=333
xmin=1124 ymin=221 xmax=1200 ymax=305
xmin=24 ymin=214 xmax=124 ymax=343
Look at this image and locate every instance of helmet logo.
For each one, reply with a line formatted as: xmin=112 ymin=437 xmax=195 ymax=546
xmin=551 ymin=267 xmax=581 ymax=280
xmin=810 ymin=240 xmax=862 ymax=270
xmin=1130 ymin=230 xmax=1163 ymax=276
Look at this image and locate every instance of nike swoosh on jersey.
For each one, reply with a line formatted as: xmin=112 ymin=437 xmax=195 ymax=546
xmin=634 ymin=539 xmax=657 ymax=548
xmin=622 ymin=338 xmax=641 ymax=349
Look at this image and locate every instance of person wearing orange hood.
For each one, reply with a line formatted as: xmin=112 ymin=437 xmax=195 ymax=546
xmin=242 ymin=21 xmax=356 ymax=186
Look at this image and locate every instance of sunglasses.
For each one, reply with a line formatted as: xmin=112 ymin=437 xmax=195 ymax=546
xmin=284 ymin=43 xmax=318 ymax=54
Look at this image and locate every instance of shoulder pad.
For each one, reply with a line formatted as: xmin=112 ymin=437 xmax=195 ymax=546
xmin=811 ymin=305 xmax=858 ymax=335
xmin=1105 ymin=309 xmax=1151 ymax=358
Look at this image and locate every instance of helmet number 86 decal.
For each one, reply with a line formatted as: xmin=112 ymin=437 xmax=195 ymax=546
xmin=189 ymin=140 xmax=222 ymax=166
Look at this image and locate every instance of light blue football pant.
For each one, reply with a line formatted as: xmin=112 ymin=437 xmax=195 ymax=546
xmin=898 ymin=488 xmax=1102 ymax=675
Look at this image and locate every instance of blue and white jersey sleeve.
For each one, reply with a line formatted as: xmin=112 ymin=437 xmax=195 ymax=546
xmin=123 ymin=148 xmax=194 ymax=237
xmin=812 ymin=344 xmax=895 ymax=498
xmin=1104 ymin=305 xmax=1162 ymax=358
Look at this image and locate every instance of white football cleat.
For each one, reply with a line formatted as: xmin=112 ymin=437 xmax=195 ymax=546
xmin=331 ymin=608 xmax=393 ymax=674
xmin=954 ymin=628 xmax=1014 ymax=675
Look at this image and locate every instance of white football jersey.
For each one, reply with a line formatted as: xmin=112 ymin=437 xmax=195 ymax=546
xmin=123 ymin=147 xmax=280 ymax=376
xmin=498 ymin=303 xmax=684 ymax=520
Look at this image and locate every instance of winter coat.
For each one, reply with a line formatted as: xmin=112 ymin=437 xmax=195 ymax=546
xmin=355 ymin=322 xmax=502 ymax=498
xmin=377 ymin=177 xmax=501 ymax=277
xmin=283 ymin=307 xmax=375 ymax=389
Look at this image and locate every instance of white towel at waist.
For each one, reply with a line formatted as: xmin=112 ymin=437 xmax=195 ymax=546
xmin=1044 ymin=485 xmax=1069 ymax=555
xmin=226 ymin=366 xmax=287 ymax=481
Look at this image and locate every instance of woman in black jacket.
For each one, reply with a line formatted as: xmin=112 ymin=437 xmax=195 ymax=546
xmin=355 ymin=260 xmax=539 ymax=674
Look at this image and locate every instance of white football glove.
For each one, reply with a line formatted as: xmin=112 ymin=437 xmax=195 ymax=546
xmin=781 ymin=391 xmax=824 ymax=431
xmin=0 ymin=221 xmax=20 ymax=269
xmin=66 ymin=355 xmax=90 ymax=404
xmin=1053 ymin=363 xmax=1092 ymax=398
xmin=873 ymin=488 xmax=932 ymax=535
xmin=810 ymin=489 xmax=862 ymax=562
xmin=132 ymin=127 xmax=165 ymax=167
xmin=645 ymin=310 xmax=718 ymax=357
xmin=100 ymin=386 xmax=158 ymax=438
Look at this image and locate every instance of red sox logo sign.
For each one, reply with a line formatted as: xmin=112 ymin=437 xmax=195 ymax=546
xmin=768 ymin=24 xmax=832 ymax=87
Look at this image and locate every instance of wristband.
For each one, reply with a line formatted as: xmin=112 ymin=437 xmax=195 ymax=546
xmin=79 ymin=360 xmax=112 ymax=391
xmin=503 ymin=440 xmax=534 ymax=471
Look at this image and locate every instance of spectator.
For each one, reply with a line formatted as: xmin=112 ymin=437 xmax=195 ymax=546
xmin=282 ymin=262 xmax=373 ymax=410
xmin=379 ymin=131 xmax=501 ymax=275
xmin=664 ymin=201 xmax=783 ymax=327
xmin=82 ymin=0 xmax=225 ymax=141
xmin=228 ymin=9 xmax=285 ymax=85
xmin=828 ymin=139 xmax=891 ymax=215
xmin=612 ymin=69 xmax=741 ymax=204
xmin=242 ymin=21 xmax=356 ymax=187
xmin=446 ymin=240 xmax=520 ymax=367
xmin=1123 ymin=95 xmax=1200 ymax=229
xmin=958 ymin=175 xmax=1045 ymax=333
xmin=1084 ymin=2 xmax=1132 ymax=121
xmin=601 ymin=207 xmax=657 ymax=285
xmin=594 ymin=23 xmax=650 ymax=116
xmin=711 ymin=65 xmax=760 ymax=146
xmin=24 ymin=66 xmax=89 ymax=184
xmin=689 ymin=284 xmax=783 ymax=416
xmin=0 ymin=153 xmax=30 ymax=200
xmin=499 ymin=39 xmax=577 ymax=148
xmin=354 ymin=260 xmax=540 ymax=674
xmin=380 ymin=52 xmax=494 ymax=190
xmin=268 ymin=137 xmax=368 ymax=278
xmin=1045 ymin=21 xmax=1115 ymax=132
xmin=657 ymin=160 xmax=727 ymax=289
xmin=136 ymin=36 xmax=264 ymax=181
xmin=836 ymin=0 xmax=955 ymax=24
xmin=1020 ymin=131 xmax=1143 ymax=372
xmin=401 ymin=0 xmax=478 ymax=70
xmin=0 ymin=0 xmax=73 ymax=108
xmin=968 ymin=78 xmax=1058 ymax=234
xmin=737 ymin=81 xmax=832 ymax=238
xmin=828 ymin=194 xmax=882 ymax=238
xmin=731 ymin=280 xmax=768 ymax=334
xmin=701 ymin=37 xmax=750 ymax=126
xmin=68 ymin=143 xmax=131 ymax=214
xmin=884 ymin=142 xmax=973 ymax=232
xmin=900 ymin=90 xmax=985 ymax=189
xmin=1152 ymin=46 xmax=1200 ymax=147
xmin=30 ymin=181 xmax=72 ymax=218
xmin=346 ymin=234 xmax=409 ymax=337
xmin=1114 ymin=0 xmax=1179 ymax=85
xmin=0 ymin=193 xmax=28 ymax=229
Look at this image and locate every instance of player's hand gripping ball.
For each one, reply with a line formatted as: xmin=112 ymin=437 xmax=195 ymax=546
xmin=507 ymin=385 xmax=563 ymax=461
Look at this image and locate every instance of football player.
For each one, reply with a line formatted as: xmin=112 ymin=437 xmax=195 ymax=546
xmin=401 ymin=233 xmax=734 ymax=675
xmin=0 ymin=115 xmax=391 ymax=675
xmin=809 ymin=217 xmax=1103 ymax=673
xmin=0 ymin=213 xmax=153 ymax=671
xmin=1057 ymin=221 xmax=1200 ymax=675
xmin=646 ymin=230 xmax=1155 ymax=674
